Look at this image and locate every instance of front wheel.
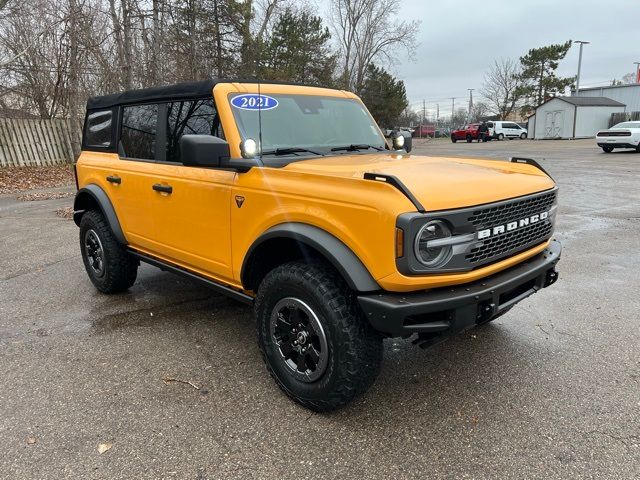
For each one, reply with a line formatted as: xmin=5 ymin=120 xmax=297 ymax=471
xmin=466 ymin=135 xmax=472 ymax=143
xmin=255 ymin=261 xmax=383 ymax=411
xmin=451 ymin=135 xmax=457 ymax=143
xmin=497 ymin=133 xmax=504 ymax=141
xmin=602 ymin=146 xmax=614 ymax=153
xmin=520 ymin=132 xmax=527 ymax=139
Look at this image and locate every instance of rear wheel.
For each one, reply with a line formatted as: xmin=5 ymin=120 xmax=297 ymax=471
xmin=497 ymin=133 xmax=504 ymax=141
xmin=451 ymin=135 xmax=457 ymax=143
xmin=602 ymin=146 xmax=614 ymax=153
xmin=636 ymin=143 xmax=640 ymax=153
xmin=79 ymin=210 xmax=138 ymax=293
xmin=255 ymin=261 xmax=383 ymax=411
xmin=466 ymin=134 xmax=472 ymax=143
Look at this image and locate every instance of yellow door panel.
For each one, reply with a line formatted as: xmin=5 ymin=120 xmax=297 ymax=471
xmin=149 ymin=163 xmax=235 ymax=280
xmin=75 ymin=152 xmax=157 ymax=251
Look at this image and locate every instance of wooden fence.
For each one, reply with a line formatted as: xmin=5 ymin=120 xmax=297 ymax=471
xmin=0 ymin=118 xmax=75 ymax=167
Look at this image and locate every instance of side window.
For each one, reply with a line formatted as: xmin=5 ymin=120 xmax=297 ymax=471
xmin=166 ymin=99 xmax=223 ymax=163
xmin=120 ymin=104 xmax=158 ymax=160
xmin=84 ymin=110 xmax=113 ymax=148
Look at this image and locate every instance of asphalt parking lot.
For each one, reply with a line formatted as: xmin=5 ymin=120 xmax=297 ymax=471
xmin=1 ymin=138 xmax=638 ymax=479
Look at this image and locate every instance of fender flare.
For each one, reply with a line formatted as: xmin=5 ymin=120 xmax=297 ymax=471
xmin=73 ymin=184 xmax=127 ymax=244
xmin=241 ymin=223 xmax=381 ymax=293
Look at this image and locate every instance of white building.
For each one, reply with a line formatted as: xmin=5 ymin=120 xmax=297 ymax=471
xmin=527 ymin=96 xmax=625 ymax=139
xmin=573 ymin=83 xmax=640 ymax=113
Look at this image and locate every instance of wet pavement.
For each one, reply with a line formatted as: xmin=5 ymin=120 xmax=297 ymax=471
xmin=1 ymin=138 xmax=638 ymax=479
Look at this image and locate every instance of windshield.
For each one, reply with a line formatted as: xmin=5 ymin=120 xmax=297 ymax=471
xmin=612 ymin=122 xmax=640 ymax=129
xmin=229 ymin=94 xmax=386 ymax=159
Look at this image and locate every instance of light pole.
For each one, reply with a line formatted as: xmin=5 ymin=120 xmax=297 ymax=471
xmin=467 ymin=89 xmax=474 ymax=122
xmin=574 ymin=41 xmax=590 ymax=94
xmin=634 ymin=62 xmax=640 ymax=84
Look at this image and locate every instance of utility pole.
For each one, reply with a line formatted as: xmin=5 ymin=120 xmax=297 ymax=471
xmin=467 ymin=89 xmax=474 ymax=121
xmin=574 ymin=41 xmax=589 ymax=94
xmin=436 ymin=104 xmax=439 ymax=124
xmin=635 ymin=62 xmax=640 ymax=84
xmin=422 ymin=100 xmax=426 ymax=138
xmin=450 ymin=97 xmax=455 ymax=127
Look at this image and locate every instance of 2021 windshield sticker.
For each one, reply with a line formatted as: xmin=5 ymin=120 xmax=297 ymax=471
xmin=231 ymin=94 xmax=279 ymax=111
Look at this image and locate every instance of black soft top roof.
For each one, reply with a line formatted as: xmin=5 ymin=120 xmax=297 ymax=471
xmin=86 ymin=79 xmax=323 ymax=110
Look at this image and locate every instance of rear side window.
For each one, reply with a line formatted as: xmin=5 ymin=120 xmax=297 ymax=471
xmin=120 ymin=104 xmax=158 ymax=160
xmin=166 ymin=99 xmax=222 ymax=163
xmin=84 ymin=110 xmax=113 ymax=148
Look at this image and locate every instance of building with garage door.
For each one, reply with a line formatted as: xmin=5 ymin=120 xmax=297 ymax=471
xmin=527 ymin=96 xmax=625 ymax=139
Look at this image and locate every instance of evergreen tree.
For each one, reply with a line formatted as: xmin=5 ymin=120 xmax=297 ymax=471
xmin=358 ymin=64 xmax=408 ymax=128
xmin=516 ymin=41 xmax=575 ymax=115
xmin=258 ymin=8 xmax=336 ymax=86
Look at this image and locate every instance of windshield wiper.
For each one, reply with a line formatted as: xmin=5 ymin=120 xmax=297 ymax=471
xmin=261 ymin=147 xmax=323 ymax=156
xmin=330 ymin=144 xmax=384 ymax=152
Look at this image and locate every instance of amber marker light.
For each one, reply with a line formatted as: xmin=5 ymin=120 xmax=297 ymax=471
xmin=395 ymin=228 xmax=405 ymax=258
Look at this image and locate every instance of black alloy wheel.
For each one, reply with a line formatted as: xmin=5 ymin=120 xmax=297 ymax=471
xmin=270 ymin=297 xmax=329 ymax=382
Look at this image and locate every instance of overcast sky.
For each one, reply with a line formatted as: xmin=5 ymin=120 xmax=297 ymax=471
xmin=317 ymin=0 xmax=640 ymax=118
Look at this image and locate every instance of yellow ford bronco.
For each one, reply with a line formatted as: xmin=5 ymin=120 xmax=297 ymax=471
xmin=74 ymin=80 xmax=561 ymax=411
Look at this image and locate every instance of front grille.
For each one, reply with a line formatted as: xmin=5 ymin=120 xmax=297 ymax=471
xmin=468 ymin=190 xmax=557 ymax=230
xmin=466 ymin=221 xmax=552 ymax=264
xmin=465 ymin=190 xmax=556 ymax=266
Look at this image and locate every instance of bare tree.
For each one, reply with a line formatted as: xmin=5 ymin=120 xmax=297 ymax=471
xmin=481 ymin=58 xmax=522 ymax=120
xmin=330 ymin=0 xmax=418 ymax=91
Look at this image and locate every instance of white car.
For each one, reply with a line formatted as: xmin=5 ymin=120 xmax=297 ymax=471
xmin=596 ymin=121 xmax=640 ymax=153
xmin=488 ymin=121 xmax=528 ymax=140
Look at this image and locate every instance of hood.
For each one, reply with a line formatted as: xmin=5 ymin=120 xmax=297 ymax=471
xmin=283 ymin=153 xmax=556 ymax=211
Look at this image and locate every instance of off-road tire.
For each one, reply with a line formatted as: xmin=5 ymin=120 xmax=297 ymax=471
xmin=255 ymin=261 xmax=383 ymax=411
xmin=602 ymin=146 xmax=613 ymax=153
xmin=79 ymin=210 xmax=138 ymax=294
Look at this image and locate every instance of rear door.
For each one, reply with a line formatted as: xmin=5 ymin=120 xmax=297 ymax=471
xmin=111 ymin=104 xmax=160 ymax=251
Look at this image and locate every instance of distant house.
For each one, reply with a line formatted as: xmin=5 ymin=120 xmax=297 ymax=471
xmin=526 ymin=96 xmax=625 ymax=139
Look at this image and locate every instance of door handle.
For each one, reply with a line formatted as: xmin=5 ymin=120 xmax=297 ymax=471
xmin=106 ymin=175 xmax=121 ymax=184
xmin=152 ymin=183 xmax=173 ymax=194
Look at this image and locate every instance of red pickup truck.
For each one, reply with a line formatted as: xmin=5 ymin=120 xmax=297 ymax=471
xmin=451 ymin=124 xmax=488 ymax=143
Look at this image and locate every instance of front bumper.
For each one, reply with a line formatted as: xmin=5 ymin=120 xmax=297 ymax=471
xmin=358 ymin=239 xmax=561 ymax=337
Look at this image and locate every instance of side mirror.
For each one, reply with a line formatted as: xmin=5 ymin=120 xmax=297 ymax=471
xmin=391 ymin=131 xmax=412 ymax=153
xmin=179 ymin=135 xmax=230 ymax=167
xmin=401 ymin=132 xmax=412 ymax=153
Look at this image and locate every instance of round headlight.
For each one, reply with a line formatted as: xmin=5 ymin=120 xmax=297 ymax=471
xmin=393 ymin=134 xmax=405 ymax=149
xmin=414 ymin=220 xmax=452 ymax=268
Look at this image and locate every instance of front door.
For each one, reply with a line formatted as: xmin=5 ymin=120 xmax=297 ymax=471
xmin=148 ymin=98 xmax=235 ymax=282
xmin=150 ymin=164 xmax=235 ymax=280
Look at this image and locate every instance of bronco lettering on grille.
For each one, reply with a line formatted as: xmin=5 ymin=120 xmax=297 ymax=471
xmin=477 ymin=211 xmax=549 ymax=240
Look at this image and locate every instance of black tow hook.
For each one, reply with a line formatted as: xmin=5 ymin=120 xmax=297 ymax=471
xmin=544 ymin=269 xmax=559 ymax=287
